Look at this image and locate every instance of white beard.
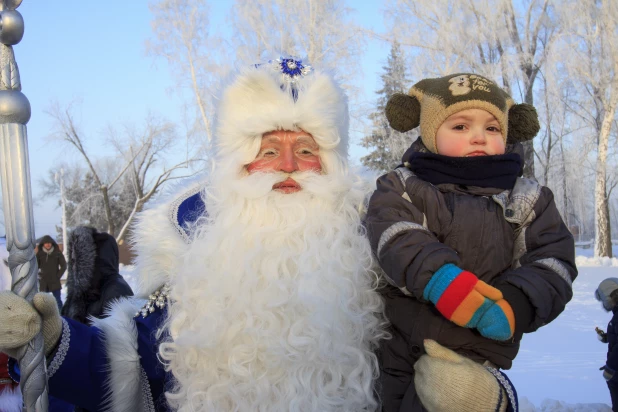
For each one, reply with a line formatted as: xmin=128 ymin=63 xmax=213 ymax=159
xmin=159 ymin=170 xmax=386 ymax=412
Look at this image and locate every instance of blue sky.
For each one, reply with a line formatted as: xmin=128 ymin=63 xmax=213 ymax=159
xmin=7 ymin=1 xmax=390 ymax=239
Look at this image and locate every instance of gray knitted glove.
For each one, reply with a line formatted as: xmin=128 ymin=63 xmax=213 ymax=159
xmin=0 ymin=291 xmax=62 ymax=357
xmin=414 ymin=339 xmax=508 ymax=412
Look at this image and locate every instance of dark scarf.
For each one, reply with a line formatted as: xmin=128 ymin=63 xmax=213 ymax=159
xmin=406 ymin=151 xmax=522 ymax=190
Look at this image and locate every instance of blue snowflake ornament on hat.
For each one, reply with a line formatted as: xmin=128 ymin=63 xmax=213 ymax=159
xmin=269 ymin=57 xmax=312 ymax=102
xmin=274 ymin=57 xmax=312 ymax=81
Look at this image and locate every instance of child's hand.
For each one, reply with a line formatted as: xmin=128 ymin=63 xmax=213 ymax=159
xmin=476 ymin=300 xmax=515 ymax=341
xmin=424 ymin=264 xmax=514 ymax=340
xmin=596 ymin=326 xmax=608 ymax=342
xmin=602 ymin=365 xmax=615 ymax=382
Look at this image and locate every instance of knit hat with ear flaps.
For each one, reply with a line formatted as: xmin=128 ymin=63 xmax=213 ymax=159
xmin=385 ymin=73 xmax=540 ymax=153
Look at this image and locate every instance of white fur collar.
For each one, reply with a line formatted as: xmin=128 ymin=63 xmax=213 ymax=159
xmin=130 ymin=176 xmax=207 ymax=298
xmin=88 ymin=298 xmax=146 ymax=412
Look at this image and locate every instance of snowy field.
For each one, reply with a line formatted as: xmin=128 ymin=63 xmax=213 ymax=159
xmin=63 ymin=249 xmax=616 ymax=411
xmin=511 ymin=246 xmax=615 ymax=411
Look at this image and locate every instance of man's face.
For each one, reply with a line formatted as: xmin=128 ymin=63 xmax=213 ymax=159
xmin=43 ymin=242 xmax=52 ymax=249
xmin=246 ymin=130 xmax=322 ymax=194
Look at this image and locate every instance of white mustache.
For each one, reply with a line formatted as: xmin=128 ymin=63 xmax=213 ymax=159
xmin=229 ymin=171 xmax=324 ymax=199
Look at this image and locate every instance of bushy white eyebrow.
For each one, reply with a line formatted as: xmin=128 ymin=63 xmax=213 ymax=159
xmin=260 ymin=134 xmax=319 ymax=148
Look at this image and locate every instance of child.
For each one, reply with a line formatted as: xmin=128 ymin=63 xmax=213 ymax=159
xmin=595 ymin=277 xmax=618 ymax=410
xmin=365 ymin=73 xmax=577 ymax=411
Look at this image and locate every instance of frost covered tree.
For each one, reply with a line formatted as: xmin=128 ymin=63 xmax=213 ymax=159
xmin=46 ymin=102 xmax=198 ymax=239
xmin=361 ymin=41 xmax=417 ymax=172
xmin=148 ymin=0 xmax=366 ymax=146
xmin=229 ymin=0 xmax=365 ymax=96
xmin=147 ymin=0 xmax=227 ymax=146
xmin=559 ymin=0 xmax=618 ymax=257
xmin=107 ymin=114 xmax=201 ymax=243
xmin=40 ymin=164 xmax=137 ymax=238
xmin=45 ymin=101 xmax=142 ymax=237
xmin=384 ymin=0 xmax=559 ymax=179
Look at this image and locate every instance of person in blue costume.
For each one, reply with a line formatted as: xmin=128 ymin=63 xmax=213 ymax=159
xmin=0 ymin=58 xmax=518 ymax=412
xmin=0 ymin=58 xmax=385 ymax=412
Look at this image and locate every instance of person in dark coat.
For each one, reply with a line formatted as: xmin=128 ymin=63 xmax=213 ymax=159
xmin=62 ymin=226 xmax=134 ymax=324
xmin=366 ymin=73 xmax=577 ymax=411
xmin=36 ymin=235 xmax=67 ymax=310
xmin=59 ymin=226 xmax=133 ymax=412
xmin=595 ymin=278 xmax=618 ymax=411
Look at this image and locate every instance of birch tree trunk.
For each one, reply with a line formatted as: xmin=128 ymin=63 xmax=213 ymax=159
xmin=594 ymin=96 xmax=617 ymax=257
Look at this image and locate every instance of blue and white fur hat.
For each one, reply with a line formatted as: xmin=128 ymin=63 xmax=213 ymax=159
xmin=213 ymin=57 xmax=350 ymax=176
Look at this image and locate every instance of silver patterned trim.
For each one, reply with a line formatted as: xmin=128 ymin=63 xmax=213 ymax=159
xmin=168 ymin=185 xmax=204 ymax=244
xmin=394 ymin=166 xmax=415 ymax=188
xmin=140 ymin=366 xmax=156 ymax=412
xmin=47 ymin=318 xmax=70 ymax=379
xmin=377 ymin=221 xmax=429 ymax=262
xmin=485 ymin=366 xmax=517 ymax=411
xmin=536 ymin=257 xmax=573 ymax=287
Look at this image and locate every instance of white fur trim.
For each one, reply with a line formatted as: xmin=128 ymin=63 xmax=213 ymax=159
xmin=130 ymin=177 xmax=206 ymax=298
xmin=0 ymin=386 xmax=22 ymax=412
xmin=349 ymin=165 xmax=379 ymax=219
xmin=0 ymin=388 xmax=23 ymax=412
xmin=214 ymin=65 xmax=349 ymax=167
xmin=89 ymin=298 xmax=146 ymax=412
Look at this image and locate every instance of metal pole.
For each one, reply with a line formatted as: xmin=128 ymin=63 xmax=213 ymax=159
xmin=0 ymin=1 xmax=49 ymax=411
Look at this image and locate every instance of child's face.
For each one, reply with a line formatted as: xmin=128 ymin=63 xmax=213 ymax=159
xmin=435 ymin=109 xmax=506 ymax=157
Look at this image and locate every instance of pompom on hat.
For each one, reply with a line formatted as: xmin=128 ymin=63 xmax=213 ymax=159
xmin=385 ymin=73 xmax=540 ymax=153
xmin=213 ymin=57 xmax=349 ymax=175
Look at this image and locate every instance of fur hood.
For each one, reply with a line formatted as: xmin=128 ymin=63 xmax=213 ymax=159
xmin=62 ymin=227 xmax=121 ymax=323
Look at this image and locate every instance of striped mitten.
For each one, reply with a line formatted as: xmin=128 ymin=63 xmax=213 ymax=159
xmin=424 ymin=264 xmax=515 ymax=341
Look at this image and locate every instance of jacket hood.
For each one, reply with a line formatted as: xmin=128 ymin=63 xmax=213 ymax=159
xmin=37 ymin=235 xmax=58 ymax=249
xmin=596 ymin=278 xmax=618 ymax=311
xmin=62 ymin=227 xmax=120 ymax=323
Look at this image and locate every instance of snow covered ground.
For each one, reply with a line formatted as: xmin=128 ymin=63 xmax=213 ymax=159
xmin=67 ymin=248 xmax=616 ymax=410
xmin=511 ymin=246 xmax=615 ymax=411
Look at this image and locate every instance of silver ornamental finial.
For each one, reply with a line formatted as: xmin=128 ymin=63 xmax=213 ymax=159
xmin=0 ymin=0 xmax=29 ymax=124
